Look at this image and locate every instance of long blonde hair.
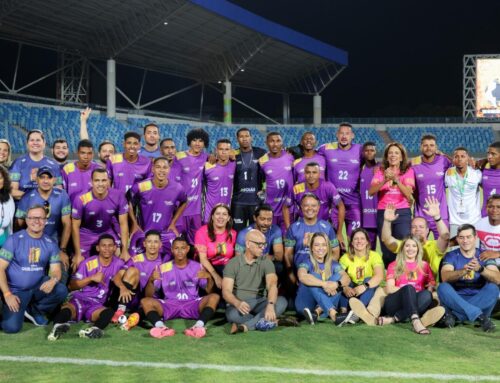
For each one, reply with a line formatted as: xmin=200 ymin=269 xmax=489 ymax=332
xmin=308 ymin=232 xmax=333 ymax=280
xmin=394 ymin=236 xmax=425 ymax=280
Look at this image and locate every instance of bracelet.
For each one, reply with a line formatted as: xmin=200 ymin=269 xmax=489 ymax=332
xmin=434 ymin=216 xmax=442 ymax=222
xmin=478 ymin=265 xmax=485 ymax=273
xmin=364 ymin=282 xmax=370 ymax=289
xmin=3 ymin=291 xmax=12 ymax=298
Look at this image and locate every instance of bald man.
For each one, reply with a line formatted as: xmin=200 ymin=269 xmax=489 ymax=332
xmin=223 ymin=230 xmax=296 ymax=333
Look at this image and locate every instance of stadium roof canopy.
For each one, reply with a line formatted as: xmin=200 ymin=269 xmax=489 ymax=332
xmin=0 ymin=0 xmax=348 ymax=95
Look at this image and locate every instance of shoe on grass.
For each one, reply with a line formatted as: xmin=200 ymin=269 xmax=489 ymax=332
xmin=303 ymin=308 xmax=317 ymax=325
xmin=277 ymin=317 xmax=300 ymax=327
xmin=47 ymin=323 xmax=70 ymax=341
xmin=477 ymin=315 xmax=496 ymax=332
xmin=79 ymin=326 xmax=103 ymax=339
xmin=349 ymin=298 xmax=376 ymax=326
xmin=184 ymin=326 xmax=206 ymax=338
xmin=24 ymin=307 xmax=48 ymax=326
xmin=421 ymin=306 xmax=445 ymax=327
xmin=150 ymin=326 xmax=176 ymax=338
xmin=255 ymin=318 xmax=277 ymax=331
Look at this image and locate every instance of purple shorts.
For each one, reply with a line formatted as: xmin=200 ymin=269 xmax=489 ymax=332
xmin=158 ymin=298 xmax=202 ymax=320
xmin=332 ymin=204 xmax=362 ymax=237
xmin=176 ymin=215 xmax=202 ymax=244
xmin=273 ymin=214 xmax=286 ymax=237
xmin=70 ymin=296 xmax=104 ymax=322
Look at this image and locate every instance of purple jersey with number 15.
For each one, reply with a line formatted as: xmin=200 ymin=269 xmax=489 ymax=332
xmin=411 ymin=154 xmax=451 ymax=221
xmin=481 ymin=164 xmax=499 ymax=216
xmin=360 ymin=164 xmax=378 ymax=228
xmin=318 ymin=143 xmax=362 ymax=206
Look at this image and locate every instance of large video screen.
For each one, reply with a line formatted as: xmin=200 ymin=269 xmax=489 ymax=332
xmin=476 ymin=58 xmax=500 ymax=118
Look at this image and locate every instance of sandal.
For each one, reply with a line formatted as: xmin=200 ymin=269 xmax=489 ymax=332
xmin=411 ymin=316 xmax=430 ymax=335
xmin=376 ymin=316 xmax=395 ymax=326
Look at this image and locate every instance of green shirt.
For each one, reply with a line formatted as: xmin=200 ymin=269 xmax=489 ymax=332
xmin=223 ymin=255 xmax=276 ymax=301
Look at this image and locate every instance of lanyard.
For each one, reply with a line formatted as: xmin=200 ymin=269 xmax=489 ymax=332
xmin=454 ymin=169 xmax=468 ymax=198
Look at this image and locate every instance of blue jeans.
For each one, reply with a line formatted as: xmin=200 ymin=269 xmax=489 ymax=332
xmin=295 ymin=272 xmax=342 ymax=318
xmin=437 ymin=282 xmax=499 ymax=322
xmin=2 ymin=276 xmax=68 ymax=334
xmin=339 ymin=279 xmax=376 ymax=310
xmin=226 ymin=296 xmax=287 ymax=331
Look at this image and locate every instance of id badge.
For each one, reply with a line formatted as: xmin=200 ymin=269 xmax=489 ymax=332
xmin=457 ymin=201 xmax=466 ymax=214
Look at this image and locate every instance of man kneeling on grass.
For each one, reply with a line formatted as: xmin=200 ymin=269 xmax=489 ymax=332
xmin=223 ymin=229 xmax=298 ymax=333
xmin=140 ymin=236 xmax=219 ymax=339
xmin=47 ymin=234 xmax=124 ymax=340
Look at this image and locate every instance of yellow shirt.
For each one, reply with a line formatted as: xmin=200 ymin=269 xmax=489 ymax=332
xmin=339 ymin=250 xmax=384 ymax=285
xmin=394 ymin=239 xmax=444 ymax=277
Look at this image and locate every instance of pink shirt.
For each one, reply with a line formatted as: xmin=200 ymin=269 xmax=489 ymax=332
xmin=194 ymin=225 xmax=237 ymax=266
xmin=386 ymin=260 xmax=435 ymax=292
xmin=371 ymin=167 xmax=415 ymax=209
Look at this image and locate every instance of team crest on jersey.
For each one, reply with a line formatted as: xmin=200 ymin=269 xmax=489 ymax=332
xmin=111 ymin=154 xmax=123 ymax=164
xmin=161 ymin=261 xmax=173 ymax=273
xmin=417 ymin=173 xmax=424 ymax=178
xmin=28 ymin=247 xmax=41 ymax=263
xmin=205 ymin=162 xmax=216 ymax=170
xmin=80 ymin=192 xmax=93 ymax=205
xmin=164 ymin=201 xmax=174 ymax=206
xmin=63 ymin=162 xmax=76 ymax=174
xmin=139 ymin=180 xmax=152 ymax=193
xmin=259 ymin=154 xmax=269 ymax=165
xmin=293 ymin=158 xmax=302 ymax=166
xmin=86 ymin=258 xmax=99 ymax=272
xmin=133 ymin=254 xmax=145 ymax=263
xmin=411 ymin=156 xmax=422 ymax=165
xmin=285 ymin=166 xmax=292 ymax=171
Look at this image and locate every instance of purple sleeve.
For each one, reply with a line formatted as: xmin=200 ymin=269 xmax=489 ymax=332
xmin=117 ymin=192 xmax=129 ymax=215
xmin=71 ymin=195 xmax=83 ymax=220
xmin=106 ymin=160 xmax=113 ymax=183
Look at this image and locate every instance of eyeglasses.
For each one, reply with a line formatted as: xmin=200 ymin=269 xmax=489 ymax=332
xmin=26 ymin=216 xmax=47 ymax=221
xmin=249 ymin=240 xmax=267 ymax=249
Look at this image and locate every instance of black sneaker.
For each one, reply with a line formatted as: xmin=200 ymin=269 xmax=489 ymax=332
xmin=79 ymin=326 xmax=104 ymax=339
xmin=303 ymin=308 xmax=317 ymax=325
xmin=334 ymin=313 xmax=349 ymax=326
xmin=436 ymin=310 xmax=457 ymax=328
xmin=477 ymin=315 xmax=496 ymax=333
xmin=277 ymin=317 xmax=300 ymax=327
xmin=47 ymin=323 xmax=70 ymax=341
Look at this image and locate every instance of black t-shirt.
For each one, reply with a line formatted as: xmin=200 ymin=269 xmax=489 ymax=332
xmin=232 ymin=147 xmax=267 ymax=205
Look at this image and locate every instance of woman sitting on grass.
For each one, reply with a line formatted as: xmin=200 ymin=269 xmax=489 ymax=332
xmin=337 ymin=228 xmax=384 ymax=326
xmin=352 ymin=236 xmax=444 ymax=334
xmin=295 ymin=232 xmax=351 ymax=324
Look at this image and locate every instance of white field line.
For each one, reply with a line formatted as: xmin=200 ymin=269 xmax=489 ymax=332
xmin=0 ymin=355 xmax=499 ymax=381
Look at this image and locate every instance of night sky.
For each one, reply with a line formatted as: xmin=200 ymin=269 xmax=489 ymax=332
xmin=229 ymin=0 xmax=500 ymax=118
xmin=1 ymin=1 xmax=500 ymax=120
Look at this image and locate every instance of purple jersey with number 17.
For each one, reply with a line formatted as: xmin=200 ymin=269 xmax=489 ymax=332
xmin=129 ymin=179 xmax=187 ymax=231
xmin=318 ymin=143 xmax=362 ymax=206
xmin=203 ymin=161 xmax=236 ymax=223
xmin=259 ymin=151 xmax=294 ymax=215
xmin=173 ymin=151 xmax=209 ymax=217
xmin=411 ymin=154 xmax=451 ymax=221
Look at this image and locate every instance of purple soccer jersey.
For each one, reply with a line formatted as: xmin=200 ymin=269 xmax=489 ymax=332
xmin=72 ymin=189 xmax=129 ymax=256
xmin=106 ymin=154 xmax=152 ymax=193
xmin=157 ymin=260 xmax=208 ymax=301
xmin=411 ymin=155 xmax=451 ymax=222
xmin=61 ymin=161 xmax=100 ymax=202
xmin=259 ymin=151 xmax=294 ymax=216
xmin=71 ymin=255 xmax=125 ymax=304
xmin=124 ymin=253 xmax=162 ymax=290
xmin=292 ymin=180 xmax=342 ymax=223
xmin=481 ymin=164 xmax=499 ymax=216
xmin=173 ymin=151 xmax=209 ymax=217
xmin=318 ymin=142 xmax=362 ymax=206
xmin=203 ymin=161 xmax=236 ymax=223
xmin=129 ymin=179 xmax=187 ymax=231
xmin=168 ymin=158 xmax=182 ymax=183
xmin=293 ymin=153 xmax=326 ymax=183
xmin=360 ymin=164 xmax=378 ymax=228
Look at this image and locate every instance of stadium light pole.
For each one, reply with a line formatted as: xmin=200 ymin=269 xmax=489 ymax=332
xmin=224 ymin=80 xmax=232 ymax=124
xmin=107 ymin=59 xmax=116 ymax=118
xmin=283 ymin=93 xmax=290 ymax=124
xmin=313 ymin=93 xmax=322 ymax=124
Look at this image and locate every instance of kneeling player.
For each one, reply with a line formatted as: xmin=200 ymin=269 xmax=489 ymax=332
xmin=47 ymin=234 xmax=124 ymax=340
xmin=141 ymin=236 xmax=219 ymax=338
xmin=111 ymin=230 xmax=163 ymax=327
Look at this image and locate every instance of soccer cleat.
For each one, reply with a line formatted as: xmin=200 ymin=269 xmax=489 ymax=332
xmin=255 ymin=318 xmax=277 ymax=331
xmin=303 ymin=308 xmax=317 ymax=325
xmin=150 ymin=326 xmax=176 ymax=338
xmin=112 ymin=308 xmax=126 ymax=323
xmin=477 ymin=315 xmax=496 ymax=332
xmin=121 ymin=313 xmax=140 ymax=331
xmin=79 ymin=326 xmax=104 ymax=339
xmin=184 ymin=326 xmax=206 ymax=338
xmin=24 ymin=307 xmax=48 ymax=326
xmin=47 ymin=323 xmax=70 ymax=341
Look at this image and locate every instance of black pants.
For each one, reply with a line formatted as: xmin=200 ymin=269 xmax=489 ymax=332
xmin=383 ymin=285 xmax=432 ymax=322
xmin=376 ymin=208 xmax=412 ymax=267
xmin=232 ymin=204 xmax=257 ymax=232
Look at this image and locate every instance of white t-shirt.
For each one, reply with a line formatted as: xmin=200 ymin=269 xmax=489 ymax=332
xmin=476 ymin=216 xmax=500 ymax=266
xmin=445 ymin=166 xmax=482 ymax=226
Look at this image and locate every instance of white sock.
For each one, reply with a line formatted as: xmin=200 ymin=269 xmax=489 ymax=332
xmin=194 ymin=320 xmax=204 ymax=328
xmin=155 ymin=321 xmax=166 ymax=328
xmin=117 ymin=304 xmax=126 ymax=312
